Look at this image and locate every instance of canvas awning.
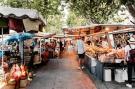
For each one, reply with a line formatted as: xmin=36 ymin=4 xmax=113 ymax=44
xmin=0 ymin=6 xmax=46 ymax=25
xmin=35 ymin=32 xmax=56 ymax=38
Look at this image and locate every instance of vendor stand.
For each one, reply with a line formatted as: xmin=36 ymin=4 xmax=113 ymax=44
xmin=34 ymin=32 xmax=56 ymax=64
xmin=63 ymin=24 xmax=135 ymax=82
xmin=85 ymin=25 xmax=135 ymax=82
xmin=0 ymin=6 xmax=46 ymax=89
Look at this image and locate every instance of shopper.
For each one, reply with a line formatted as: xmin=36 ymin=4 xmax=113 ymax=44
xmin=76 ymin=36 xmax=85 ymax=69
xmin=66 ymin=40 xmax=74 ymax=58
xmin=59 ymin=40 xmax=63 ymax=58
xmin=124 ymin=38 xmax=135 ymax=88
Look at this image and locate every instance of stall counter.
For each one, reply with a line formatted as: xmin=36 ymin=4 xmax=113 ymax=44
xmin=85 ymin=54 xmax=127 ymax=81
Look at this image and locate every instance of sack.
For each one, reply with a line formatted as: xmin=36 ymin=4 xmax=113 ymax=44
xmin=122 ymin=69 xmax=128 ymax=81
xmin=129 ymin=49 xmax=135 ymax=63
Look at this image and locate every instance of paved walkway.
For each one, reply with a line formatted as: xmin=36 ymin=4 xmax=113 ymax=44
xmin=27 ymin=58 xmax=96 ymax=89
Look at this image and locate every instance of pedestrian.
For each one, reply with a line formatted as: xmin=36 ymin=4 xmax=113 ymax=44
xmin=76 ymin=36 xmax=85 ymax=69
xmin=59 ymin=39 xmax=63 ymax=58
xmin=124 ymin=33 xmax=135 ymax=88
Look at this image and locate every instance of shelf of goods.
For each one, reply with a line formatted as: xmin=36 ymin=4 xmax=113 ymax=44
xmin=85 ymin=45 xmax=127 ymax=82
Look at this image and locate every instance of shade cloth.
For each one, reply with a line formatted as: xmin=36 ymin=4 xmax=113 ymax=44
xmin=0 ymin=6 xmax=46 ymax=25
xmin=23 ymin=19 xmax=41 ymax=32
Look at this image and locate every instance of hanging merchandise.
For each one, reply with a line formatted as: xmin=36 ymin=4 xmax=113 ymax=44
xmin=8 ymin=18 xmax=24 ymax=32
xmin=23 ymin=19 xmax=41 ymax=32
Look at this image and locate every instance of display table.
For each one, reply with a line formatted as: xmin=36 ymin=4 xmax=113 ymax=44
xmin=85 ymin=54 xmax=127 ymax=81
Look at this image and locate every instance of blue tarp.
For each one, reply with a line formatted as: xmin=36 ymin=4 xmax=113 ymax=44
xmin=6 ymin=33 xmax=34 ymax=42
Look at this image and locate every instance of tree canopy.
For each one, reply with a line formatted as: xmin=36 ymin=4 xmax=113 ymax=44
xmin=1 ymin=0 xmax=135 ymax=31
xmin=66 ymin=11 xmax=88 ymax=27
xmin=66 ymin=0 xmax=135 ymax=24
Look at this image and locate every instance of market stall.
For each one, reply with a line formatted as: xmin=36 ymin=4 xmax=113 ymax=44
xmin=85 ymin=25 xmax=135 ymax=82
xmin=34 ymin=32 xmax=56 ymax=63
xmin=63 ymin=24 xmax=135 ymax=82
xmin=0 ymin=6 xmax=46 ymax=89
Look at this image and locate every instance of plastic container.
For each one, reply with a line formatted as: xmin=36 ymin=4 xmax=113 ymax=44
xmin=115 ymin=69 xmax=125 ymax=83
xmin=104 ymin=69 xmax=112 ymax=81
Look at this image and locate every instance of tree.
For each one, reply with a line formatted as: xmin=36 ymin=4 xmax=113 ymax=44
xmin=66 ymin=0 xmax=120 ymax=23
xmin=44 ymin=15 xmax=64 ymax=34
xmin=66 ymin=0 xmax=135 ymax=24
xmin=66 ymin=11 xmax=88 ymax=27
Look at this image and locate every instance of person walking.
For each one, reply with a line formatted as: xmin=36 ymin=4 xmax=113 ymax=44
xmin=59 ymin=40 xmax=63 ymax=58
xmin=76 ymin=36 xmax=85 ymax=69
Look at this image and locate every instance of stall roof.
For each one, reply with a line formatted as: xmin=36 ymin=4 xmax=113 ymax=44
xmin=34 ymin=32 xmax=56 ymax=38
xmin=0 ymin=6 xmax=46 ymax=25
xmin=63 ymin=24 xmax=135 ymax=31
xmin=109 ymin=28 xmax=135 ymax=34
xmin=63 ymin=24 xmax=135 ymax=36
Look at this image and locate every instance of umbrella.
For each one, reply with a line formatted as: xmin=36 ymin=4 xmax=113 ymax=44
xmin=6 ymin=33 xmax=34 ymax=42
xmin=5 ymin=33 xmax=34 ymax=64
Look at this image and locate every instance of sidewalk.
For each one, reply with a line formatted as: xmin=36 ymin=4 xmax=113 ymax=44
xmin=27 ymin=58 xmax=96 ymax=89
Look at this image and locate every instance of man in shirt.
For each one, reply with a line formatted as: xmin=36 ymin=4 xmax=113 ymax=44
xmin=76 ymin=36 xmax=85 ymax=69
xmin=125 ymin=33 xmax=135 ymax=88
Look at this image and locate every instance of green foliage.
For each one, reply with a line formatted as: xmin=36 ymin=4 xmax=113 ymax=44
xmin=44 ymin=15 xmax=64 ymax=34
xmin=66 ymin=11 xmax=88 ymax=27
xmin=66 ymin=0 xmax=121 ymax=23
xmin=66 ymin=0 xmax=135 ymax=23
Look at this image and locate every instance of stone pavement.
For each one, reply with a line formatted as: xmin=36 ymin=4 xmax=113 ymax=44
xmin=27 ymin=58 xmax=96 ymax=89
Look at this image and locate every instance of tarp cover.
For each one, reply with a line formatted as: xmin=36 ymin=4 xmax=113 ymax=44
xmin=0 ymin=6 xmax=46 ymax=25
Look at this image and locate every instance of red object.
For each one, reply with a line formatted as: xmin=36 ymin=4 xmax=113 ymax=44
xmin=20 ymin=65 xmax=27 ymax=79
xmin=8 ymin=18 xmax=24 ymax=32
xmin=129 ymin=48 xmax=135 ymax=63
xmin=11 ymin=64 xmax=21 ymax=80
xmin=42 ymin=51 xmax=49 ymax=60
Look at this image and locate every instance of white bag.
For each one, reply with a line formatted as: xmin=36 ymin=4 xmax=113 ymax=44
xmin=122 ymin=69 xmax=128 ymax=81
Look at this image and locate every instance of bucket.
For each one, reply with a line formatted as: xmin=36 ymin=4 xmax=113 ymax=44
xmin=20 ymin=78 xmax=28 ymax=88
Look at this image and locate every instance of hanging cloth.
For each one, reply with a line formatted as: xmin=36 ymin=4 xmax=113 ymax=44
xmin=0 ymin=18 xmax=9 ymax=34
xmin=8 ymin=18 xmax=24 ymax=32
xmin=23 ymin=19 xmax=41 ymax=32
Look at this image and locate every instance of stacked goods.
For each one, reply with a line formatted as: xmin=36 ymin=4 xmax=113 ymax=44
xmin=98 ymin=50 xmax=116 ymax=63
xmin=20 ymin=65 xmax=28 ymax=88
xmin=86 ymin=44 xmax=113 ymax=57
xmin=5 ymin=64 xmax=28 ymax=88
xmin=115 ymin=49 xmax=125 ymax=59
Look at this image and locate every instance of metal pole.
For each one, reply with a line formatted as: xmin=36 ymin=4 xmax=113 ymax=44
xmin=1 ymin=27 xmax=5 ymax=79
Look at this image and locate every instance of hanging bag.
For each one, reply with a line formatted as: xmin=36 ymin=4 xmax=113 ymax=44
xmin=128 ymin=45 xmax=135 ymax=63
